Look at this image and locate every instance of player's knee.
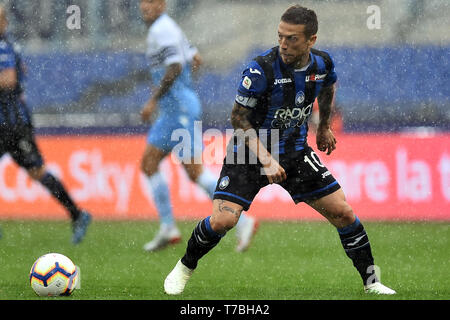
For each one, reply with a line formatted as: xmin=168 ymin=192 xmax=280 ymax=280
xmin=141 ymin=146 xmax=165 ymax=176
xmin=27 ymin=166 xmax=46 ymax=180
xmin=183 ymin=163 xmax=202 ymax=182
xmin=140 ymin=158 xmax=149 ymax=174
xmin=328 ymin=202 xmax=354 ymax=227
xmin=141 ymin=157 xmax=157 ymax=176
xmin=210 ymin=213 xmax=240 ymax=234
xmin=186 ymin=168 xmax=200 ymax=182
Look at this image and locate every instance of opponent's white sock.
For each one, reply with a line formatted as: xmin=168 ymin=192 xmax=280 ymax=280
xmin=146 ymin=172 xmax=175 ymax=227
xmin=196 ymin=169 xmax=217 ymax=199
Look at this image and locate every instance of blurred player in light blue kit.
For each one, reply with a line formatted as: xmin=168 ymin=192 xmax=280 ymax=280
xmin=139 ymin=0 xmax=258 ymax=252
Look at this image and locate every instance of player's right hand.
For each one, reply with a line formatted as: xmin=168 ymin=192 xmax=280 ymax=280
xmin=261 ymin=158 xmax=287 ymax=184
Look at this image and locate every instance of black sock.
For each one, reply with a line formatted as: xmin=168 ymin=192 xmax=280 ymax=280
xmin=337 ymin=217 xmax=378 ymax=286
xmin=181 ymin=216 xmax=223 ymax=269
xmin=39 ymin=172 xmax=80 ymax=221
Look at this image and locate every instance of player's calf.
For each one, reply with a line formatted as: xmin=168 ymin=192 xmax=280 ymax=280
xmin=336 ymin=216 xmax=397 ymax=294
xmin=337 ymin=216 xmax=377 ymax=285
xmin=181 ymin=216 xmax=223 ymax=270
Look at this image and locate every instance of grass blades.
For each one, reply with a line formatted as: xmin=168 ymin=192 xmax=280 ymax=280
xmin=0 ymin=220 xmax=448 ymax=300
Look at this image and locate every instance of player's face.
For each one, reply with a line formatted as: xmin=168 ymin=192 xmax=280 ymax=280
xmin=140 ymin=0 xmax=165 ymax=24
xmin=278 ymin=21 xmax=316 ymax=66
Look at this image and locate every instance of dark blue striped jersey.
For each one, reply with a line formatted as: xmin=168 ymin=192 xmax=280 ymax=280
xmin=0 ymin=35 xmax=30 ymax=127
xmin=235 ymin=46 xmax=337 ymax=154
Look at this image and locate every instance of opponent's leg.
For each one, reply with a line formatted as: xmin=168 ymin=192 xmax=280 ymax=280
xmin=164 ymin=199 xmax=243 ymax=295
xmin=307 ymin=189 xmax=396 ymax=294
xmin=183 ymin=163 xmax=216 ymax=198
xmin=234 ymin=213 xmax=258 ymax=252
xmin=28 ymin=166 xmax=92 ymax=244
xmin=10 ymin=124 xmax=91 ymax=244
xmin=30 ymin=167 xmax=80 ymax=220
xmin=142 ymin=144 xmax=180 ymax=251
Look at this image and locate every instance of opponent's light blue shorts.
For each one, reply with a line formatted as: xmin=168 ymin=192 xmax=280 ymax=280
xmin=147 ymin=113 xmax=203 ymax=161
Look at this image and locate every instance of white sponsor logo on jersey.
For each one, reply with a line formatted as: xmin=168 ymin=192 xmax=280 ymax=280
xmin=271 ymin=103 xmax=313 ymax=129
xmin=305 ymin=74 xmax=327 ymax=82
xmin=273 ymin=78 xmax=293 ymax=85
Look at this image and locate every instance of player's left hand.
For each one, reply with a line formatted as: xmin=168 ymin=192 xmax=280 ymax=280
xmin=316 ymin=126 xmax=337 ymax=155
xmin=140 ymin=98 xmax=157 ymax=123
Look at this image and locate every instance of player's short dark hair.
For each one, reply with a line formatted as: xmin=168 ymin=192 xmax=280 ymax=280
xmin=281 ymin=5 xmax=318 ymax=38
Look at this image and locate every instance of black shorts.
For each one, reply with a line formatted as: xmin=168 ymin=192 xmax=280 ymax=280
xmin=0 ymin=125 xmax=44 ymax=170
xmin=213 ymin=145 xmax=341 ymax=211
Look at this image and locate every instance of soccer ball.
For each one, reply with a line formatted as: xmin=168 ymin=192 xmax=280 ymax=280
xmin=29 ymin=253 xmax=79 ymax=297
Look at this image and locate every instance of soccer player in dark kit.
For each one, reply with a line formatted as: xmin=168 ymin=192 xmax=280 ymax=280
xmin=164 ymin=5 xmax=396 ymax=295
xmin=0 ymin=5 xmax=91 ymax=244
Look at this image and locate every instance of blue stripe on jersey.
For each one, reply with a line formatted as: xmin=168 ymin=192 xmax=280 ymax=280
xmin=292 ymin=181 xmax=339 ymax=202
xmin=313 ymin=54 xmax=326 ymax=97
xmin=270 ymin=58 xmax=284 ymax=108
xmin=213 ymin=191 xmax=252 ymax=205
xmin=293 ymin=64 xmax=309 ymax=151
xmin=270 ymin=56 xmax=288 ymax=154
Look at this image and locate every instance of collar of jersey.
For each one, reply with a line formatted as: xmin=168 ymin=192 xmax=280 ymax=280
xmin=153 ymin=12 xmax=169 ymax=27
xmin=278 ymin=50 xmax=314 ymax=72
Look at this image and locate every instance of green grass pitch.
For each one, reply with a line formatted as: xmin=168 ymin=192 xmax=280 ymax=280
xmin=0 ymin=219 xmax=448 ymax=300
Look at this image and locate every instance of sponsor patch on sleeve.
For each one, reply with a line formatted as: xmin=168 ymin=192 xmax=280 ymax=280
xmin=242 ymin=76 xmax=252 ymax=90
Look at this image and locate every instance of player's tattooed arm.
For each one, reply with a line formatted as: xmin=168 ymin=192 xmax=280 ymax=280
xmin=231 ymin=103 xmax=259 ymax=150
xmin=317 ymin=84 xmax=335 ymax=129
xmin=230 ymin=103 xmax=287 ymax=183
xmin=230 ymin=103 xmax=253 ymax=131
xmin=316 ymin=84 xmax=337 ymax=155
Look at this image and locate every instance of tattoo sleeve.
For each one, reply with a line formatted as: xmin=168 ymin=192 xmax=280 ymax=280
xmin=230 ymin=103 xmax=253 ymax=131
xmin=230 ymin=102 xmax=272 ymax=165
xmin=317 ymin=84 xmax=335 ymax=129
